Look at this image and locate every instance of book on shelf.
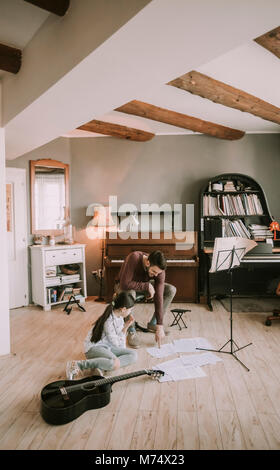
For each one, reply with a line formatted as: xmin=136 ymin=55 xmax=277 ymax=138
xmin=203 ymin=193 xmax=263 ymax=216
xmin=45 ymin=266 xmax=57 ymax=278
xmin=249 ymin=224 xmax=273 ymax=240
xmin=56 ymin=285 xmax=82 ymax=302
xmin=45 ymin=276 xmax=61 ymax=287
xmin=47 ymin=287 xmax=58 ymax=303
xmin=60 ymin=274 xmax=80 ymax=284
xmin=223 ymin=219 xmax=251 ymax=239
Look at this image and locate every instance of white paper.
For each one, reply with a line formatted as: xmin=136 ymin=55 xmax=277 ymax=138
xmin=172 ymin=338 xmax=197 ymax=353
xmin=180 ymin=352 xmax=222 ymax=368
xmin=147 ymin=337 xmax=215 ymax=357
xmin=210 ymin=237 xmax=257 ymax=273
xmin=146 ymin=343 xmax=176 ymax=358
xmin=172 ymin=337 xmax=214 ymax=353
xmin=154 ymin=361 xmax=206 ymax=382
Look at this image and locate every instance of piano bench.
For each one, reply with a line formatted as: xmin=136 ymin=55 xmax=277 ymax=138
xmin=265 ymin=309 xmax=280 ymax=326
xmin=170 ymin=308 xmax=190 ymax=330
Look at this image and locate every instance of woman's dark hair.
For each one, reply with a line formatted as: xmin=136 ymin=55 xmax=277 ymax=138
xmin=90 ymin=291 xmax=135 ymax=343
xmin=148 ymin=250 xmax=167 ymax=270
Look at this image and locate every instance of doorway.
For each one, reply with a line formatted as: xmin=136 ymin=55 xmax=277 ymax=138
xmin=6 ymin=167 xmax=28 ymax=308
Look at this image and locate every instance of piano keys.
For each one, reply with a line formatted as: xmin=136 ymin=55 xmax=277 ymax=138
xmin=104 ymin=231 xmax=199 ymax=303
xmin=241 ymin=253 xmax=280 ymax=263
xmin=204 ymin=246 xmax=280 ymax=310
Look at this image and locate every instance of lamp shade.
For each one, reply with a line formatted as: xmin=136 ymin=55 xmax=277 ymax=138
xmin=91 ymin=206 xmax=116 ymax=228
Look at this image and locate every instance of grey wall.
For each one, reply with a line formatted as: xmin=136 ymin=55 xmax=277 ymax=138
xmin=70 ymin=133 xmax=280 ymax=295
xmin=6 ymin=133 xmax=280 ymax=297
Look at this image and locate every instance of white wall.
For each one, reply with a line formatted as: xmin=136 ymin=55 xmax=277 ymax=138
xmin=0 ymin=126 xmax=10 ymax=355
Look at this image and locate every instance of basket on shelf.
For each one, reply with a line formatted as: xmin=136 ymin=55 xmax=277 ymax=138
xmin=60 ymin=264 xmax=80 ymax=275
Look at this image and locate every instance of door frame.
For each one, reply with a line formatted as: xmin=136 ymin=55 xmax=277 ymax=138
xmin=6 ymin=167 xmax=29 ymax=308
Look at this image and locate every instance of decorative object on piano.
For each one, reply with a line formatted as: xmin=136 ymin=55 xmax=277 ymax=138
xmin=86 ymin=205 xmax=117 ymax=302
xmin=269 ymin=220 xmax=280 ymax=241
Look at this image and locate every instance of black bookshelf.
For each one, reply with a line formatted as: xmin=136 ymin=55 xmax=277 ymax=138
xmin=200 ymin=173 xmax=272 ymax=249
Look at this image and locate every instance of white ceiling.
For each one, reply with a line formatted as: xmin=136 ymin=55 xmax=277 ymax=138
xmin=0 ymin=0 xmax=49 ymax=78
xmin=83 ymin=39 xmax=280 ymax=138
xmin=2 ymin=0 xmax=280 ymax=159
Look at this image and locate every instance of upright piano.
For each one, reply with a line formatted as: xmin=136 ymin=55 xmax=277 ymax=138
xmin=104 ymin=231 xmax=199 ymax=303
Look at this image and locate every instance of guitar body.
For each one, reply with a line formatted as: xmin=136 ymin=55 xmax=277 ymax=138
xmin=41 ymin=374 xmax=111 ymax=425
xmin=40 ymin=369 xmax=164 ymax=425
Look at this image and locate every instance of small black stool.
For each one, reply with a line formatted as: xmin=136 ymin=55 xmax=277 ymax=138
xmin=170 ymin=308 xmax=190 ymax=330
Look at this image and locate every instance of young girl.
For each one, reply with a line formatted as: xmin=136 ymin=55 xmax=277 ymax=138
xmin=66 ymin=292 xmax=138 ymax=379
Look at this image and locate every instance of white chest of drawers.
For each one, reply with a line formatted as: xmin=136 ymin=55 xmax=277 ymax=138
xmin=30 ymin=244 xmax=87 ymax=311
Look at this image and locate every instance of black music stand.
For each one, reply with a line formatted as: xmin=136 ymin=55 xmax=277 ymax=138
xmin=197 ymin=237 xmax=254 ymax=371
xmin=63 ymin=295 xmax=86 ymax=315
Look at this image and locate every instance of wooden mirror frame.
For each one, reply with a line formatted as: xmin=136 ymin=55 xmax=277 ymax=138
xmin=30 ymin=159 xmax=70 ymax=235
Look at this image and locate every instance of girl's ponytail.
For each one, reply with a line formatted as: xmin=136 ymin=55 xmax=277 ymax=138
xmin=90 ymin=291 xmax=135 ymax=343
xmin=90 ymin=303 xmax=112 ymax=343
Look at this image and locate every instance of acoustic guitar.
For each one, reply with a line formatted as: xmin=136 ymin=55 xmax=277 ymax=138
xmin=41 ymin=368 xmax=164 ymax=425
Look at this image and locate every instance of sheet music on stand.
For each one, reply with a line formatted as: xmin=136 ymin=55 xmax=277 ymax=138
xmin=199 ymin=236 xmax=257 ymax=372
xmin=209 ymin=237 xmax=257 ymax=273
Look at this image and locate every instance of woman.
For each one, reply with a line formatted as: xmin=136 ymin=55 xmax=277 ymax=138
xmin=66 ymin=292 xmax=138 ymax=379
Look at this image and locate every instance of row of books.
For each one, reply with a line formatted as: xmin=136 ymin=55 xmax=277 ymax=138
xmin=45 ymin=274 xmax=80 ymax=287
xmin=203 ymin=194 xmax=264 ymax=216
xmin=223 ymin=219 xmax=251 ymax=239
xmin=46 ymin=285 xmax=82 ymax=304
xmin=204 ymin=218 xmax=273 ymax=242
xmin=248 ymin=224 xmax=273 ymax=241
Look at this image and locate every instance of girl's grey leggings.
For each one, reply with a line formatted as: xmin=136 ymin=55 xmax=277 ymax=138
xmin=77 ymin=344 xmax=137 ymax=371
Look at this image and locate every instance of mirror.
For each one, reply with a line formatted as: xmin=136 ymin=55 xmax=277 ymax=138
xmin=30 ymin=159 xmax=70 ymax=235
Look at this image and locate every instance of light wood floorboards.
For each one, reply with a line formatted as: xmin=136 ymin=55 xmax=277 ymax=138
xmin=0 ymin=299 xmax=280 ymax=450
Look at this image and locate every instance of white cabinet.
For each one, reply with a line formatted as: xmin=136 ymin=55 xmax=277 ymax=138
xmin=30 ymin=244 xmax=87 ymax=311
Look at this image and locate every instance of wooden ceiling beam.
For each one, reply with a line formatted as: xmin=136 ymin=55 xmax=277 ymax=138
xmin=0 ymin=43 xmax=21 ymax=74
xmin=78 ymin=120 xmax=154 ymax=142
xmin=116 ymin=100 xmax=244 ymax=140
xmin=168 ymin=71 xmax=280 ymax=126
xmin=254 ymin=26 xmax=280 ymax=59
xmin=24 ymin=0 xmax=70 ymax=16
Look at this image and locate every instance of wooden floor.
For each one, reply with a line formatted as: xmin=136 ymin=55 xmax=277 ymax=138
xmin=1 ymin=298 xmax=280 ymax=450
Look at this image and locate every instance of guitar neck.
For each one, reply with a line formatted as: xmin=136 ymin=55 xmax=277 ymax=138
xmin=65 ymin=369 xmax=149 ymax=393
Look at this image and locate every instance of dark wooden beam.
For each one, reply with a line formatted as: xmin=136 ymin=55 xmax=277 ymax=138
xmin=24 ymin=0 xmax=70 ymax=16
xmin=168 ymin=71 xmax=280 ymax=126
xmin=78 ymin=120 xmax=155 ymax=142
xmin=254 ymin=26 xmax=280 ymax=59
xmin=116 ymin=100 xmax=244 ymax=140
xmin=0 ymin=43 xmax=21 ymax=74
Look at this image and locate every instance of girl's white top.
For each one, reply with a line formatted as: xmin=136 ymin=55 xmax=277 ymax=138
xmin=84 ymin=311 xmax=126 ymax=352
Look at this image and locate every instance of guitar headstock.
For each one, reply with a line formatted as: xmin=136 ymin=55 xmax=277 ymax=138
xmin=146 ymin=369 xmax=165 ymax=380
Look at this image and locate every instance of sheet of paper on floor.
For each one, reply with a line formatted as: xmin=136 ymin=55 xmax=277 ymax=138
xmin=153 ymin=352 xmax=222 ymax=382
xmin=154 ymin=358 xmax=207 ymax=382
xmin=180 ymin=351 xmax=223 ymax=367
xmin=147 ymin=337 xmax=214 ymax=358
xmin=146 ymin=342 xmax=176 ymax=358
